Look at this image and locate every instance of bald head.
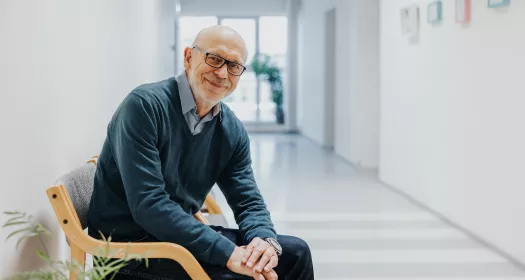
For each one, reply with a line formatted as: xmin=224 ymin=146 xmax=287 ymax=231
xmin=192 ymin=25 xmax=248 ymax=62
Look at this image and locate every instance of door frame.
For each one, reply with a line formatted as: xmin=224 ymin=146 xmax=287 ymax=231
xmin=324 ymin=8 xmax=336 ymax=150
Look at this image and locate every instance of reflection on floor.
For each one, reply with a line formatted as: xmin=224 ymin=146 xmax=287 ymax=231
xmin=213 ymin=133 xmax=525 ymax=280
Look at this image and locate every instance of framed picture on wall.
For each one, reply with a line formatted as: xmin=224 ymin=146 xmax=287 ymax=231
xmin=456 ymin=0 xmax=471 ymax=23
xmin=488 ymin=0 xmax=510 ymax=8
xmin=400 ymin=5 xmax=420 ymax=42
xmin=408 ymin=5 xmax=420 ymax=40
xmin=428 ymin=1 xmax=442 ymax=24
xmin=400 ymin=7 xmax=410 ymax=34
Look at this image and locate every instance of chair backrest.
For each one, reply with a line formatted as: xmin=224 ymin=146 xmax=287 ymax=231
xmin=52 ymin=155 xmax=216 ymax=232
xmin=53 ymin=156 xmax=98 ymax=230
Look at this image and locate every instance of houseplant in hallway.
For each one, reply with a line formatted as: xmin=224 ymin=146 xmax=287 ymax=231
xmin=2 ymin=210 xmax=145 ymax=279
xmin=250 ymin=53 xmax=285 ymax=124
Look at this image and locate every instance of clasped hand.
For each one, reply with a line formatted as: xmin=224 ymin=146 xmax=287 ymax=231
xmin=227 ymin=237 xmax=279 ymax=280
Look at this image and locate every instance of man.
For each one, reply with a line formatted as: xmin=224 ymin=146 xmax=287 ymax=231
xmin=87 ymin=25 xmax=314 ymax=280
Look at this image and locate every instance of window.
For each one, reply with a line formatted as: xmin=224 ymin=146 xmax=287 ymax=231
xmin=219 ymin=18 xmax=258 ymax=121
xmin=258 ymin=16 xmax=288 ymax=122
xmin=177 ymin=16 xmax=288 ymax=124
xmin=259 ymin=16 xmax=288 ymax=68
xmin=220 ymin=19 xmax=257 ymax=65
xmin=177 ymin=17 xmax=218 ymax=72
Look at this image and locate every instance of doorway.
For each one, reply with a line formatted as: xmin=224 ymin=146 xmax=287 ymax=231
xmin=324 ymin=8 xmax=336 ymax=150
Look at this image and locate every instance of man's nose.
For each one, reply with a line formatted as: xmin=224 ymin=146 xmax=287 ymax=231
xmin=215 ymin=64 xmax=229 ymax=79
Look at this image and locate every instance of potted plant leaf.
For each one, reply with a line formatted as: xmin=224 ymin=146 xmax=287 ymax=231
xmin=2 ymin=210 xmax=145 ymax=280
xmin=250 ymin=53 xmax=285 ymax=124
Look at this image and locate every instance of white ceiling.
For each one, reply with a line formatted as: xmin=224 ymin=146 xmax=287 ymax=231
xmin=180 ymin=0 xmax=288 ymax=16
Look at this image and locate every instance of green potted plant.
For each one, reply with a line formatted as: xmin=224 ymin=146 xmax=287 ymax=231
xmin=250 ymin=53 xmax=284 ymax=124
xmin=2 ymin=211 xmax=145 ymax=280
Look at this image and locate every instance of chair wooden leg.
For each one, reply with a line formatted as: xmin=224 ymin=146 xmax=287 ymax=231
xmin=204 ymin=194 xmax=222 ymax=215
xmin=194 ymin=211 xmax=210 ymax=225
xmin=70 ymin=243 xmax=86 ymax=280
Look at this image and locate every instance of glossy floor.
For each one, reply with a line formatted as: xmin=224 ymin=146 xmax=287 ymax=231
xmin=213 ymin=133 xmax=525 ymax=280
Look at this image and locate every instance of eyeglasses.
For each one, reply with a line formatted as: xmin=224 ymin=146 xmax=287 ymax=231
xmin=192 ymin=46 xmax=246 ymax=76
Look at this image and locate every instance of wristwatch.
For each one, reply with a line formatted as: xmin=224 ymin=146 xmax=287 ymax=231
xmin=264 ymin=238 xmax=282 ymax=257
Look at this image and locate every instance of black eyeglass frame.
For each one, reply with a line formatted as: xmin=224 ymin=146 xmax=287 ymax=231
xmin=192 ymin=46 xmax=247 ymax=76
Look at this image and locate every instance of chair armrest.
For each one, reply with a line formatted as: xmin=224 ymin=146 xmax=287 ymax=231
xmin=102 ymin=241 xmax=209 ymax=280
xmin=47 ymin=185 xmax=210 ymax=280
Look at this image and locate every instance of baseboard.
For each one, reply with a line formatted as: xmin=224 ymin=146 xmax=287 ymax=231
xmin=243 ymin=122 xmax=297 ymax=134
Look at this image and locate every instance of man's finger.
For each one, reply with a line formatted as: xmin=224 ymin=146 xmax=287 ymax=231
xmin=243 ymin=238 xmax=260 ymax=263
xmin=246 ymin=238 xmax=260 ymax=250
xmin=242 ymin=246 xmax=254 ymax=264
xmin=255 ymin=248 xmax=275 ymax=273
xmin=253 ymin=271 xmax=266 ymax=280
xmin=246 ymin=243 xmax=270 ymax=268
xmin=264 ymin=255 xmax=279 ymax=272
xmin=262 ymin=269 xmax=278 ymax=280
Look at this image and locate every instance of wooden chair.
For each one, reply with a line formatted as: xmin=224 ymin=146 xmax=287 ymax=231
xmin=46 ymin=155 xmax=227 ymax=279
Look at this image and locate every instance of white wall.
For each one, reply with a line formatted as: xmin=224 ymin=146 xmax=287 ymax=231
xmin=0 ymin=0 xmax=177 ymax=277
xmin=380 ymin=0 xmax=525 ymax=264
xmin=181 ymin=0 xmax=286 ymax=16
xmin=297 ymin=0 xmax=380 ymax=169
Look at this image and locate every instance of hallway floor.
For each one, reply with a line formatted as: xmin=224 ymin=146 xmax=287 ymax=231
xmin=214 ymin=133 xmax=525 ymax=279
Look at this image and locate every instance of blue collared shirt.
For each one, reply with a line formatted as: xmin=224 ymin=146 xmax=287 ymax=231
xmin=175 ymin=72 xmax=221 ymax=135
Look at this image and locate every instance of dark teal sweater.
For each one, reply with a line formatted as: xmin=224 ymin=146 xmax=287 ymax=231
xmin=87 ymin=77 xmax=276 ymax=266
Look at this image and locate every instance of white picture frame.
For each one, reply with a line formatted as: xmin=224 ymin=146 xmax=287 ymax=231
xmin=400 ymin=5 xmax=420 ymax=42
xmin=400 ymin=7 xmax=410 ymax=34
xmin=409 ymin=5 xmax=420 ymax=40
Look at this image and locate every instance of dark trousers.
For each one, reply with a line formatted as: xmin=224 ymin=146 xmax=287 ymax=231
xmin=111 ymin=225 xmax=314 ymax=280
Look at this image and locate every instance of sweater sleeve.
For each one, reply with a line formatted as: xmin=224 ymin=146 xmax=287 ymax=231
xmin=216 ymin=128 xmax=277 ymax=244
xmin=108 ymin=91 xmax=235 ymax=266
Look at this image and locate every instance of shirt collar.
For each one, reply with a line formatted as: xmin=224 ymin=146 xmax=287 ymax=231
xmin=175 ymin=72 xmax=222 ymax=120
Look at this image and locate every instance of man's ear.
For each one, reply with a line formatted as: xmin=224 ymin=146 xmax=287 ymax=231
xmin=183 ymin=47 xmax=192 ymax=69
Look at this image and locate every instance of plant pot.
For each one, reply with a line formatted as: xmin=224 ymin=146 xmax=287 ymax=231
xmin=275 ymin=107 xmax=285 ymax=124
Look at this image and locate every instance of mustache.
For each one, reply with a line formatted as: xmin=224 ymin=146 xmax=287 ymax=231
xmin=204 ymin=75 xmax=229 ymax=86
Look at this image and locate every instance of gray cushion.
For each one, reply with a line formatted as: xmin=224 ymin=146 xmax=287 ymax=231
xmin=54 ymin=161 xmax=96 ymax=230
xmin=206 ymin=214 xmax=229 ymax=228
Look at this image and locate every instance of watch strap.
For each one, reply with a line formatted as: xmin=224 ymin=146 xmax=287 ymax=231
xmin=264 ymin=237 xmax=282 ymax=257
